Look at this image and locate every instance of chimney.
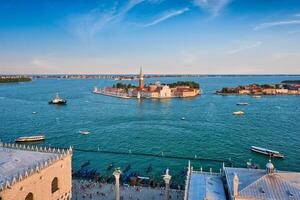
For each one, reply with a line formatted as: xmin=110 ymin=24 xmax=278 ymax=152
xmin=233 ymin=173 xmax=239 ymax=198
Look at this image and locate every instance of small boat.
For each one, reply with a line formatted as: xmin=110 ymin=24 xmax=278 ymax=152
xmin=32 ymin=111 xmax=37 ymax=114
xmin=80 ymin=161 xmax=91 ymax=168
xmin=233 ymin=111 xmax=245 ymax=115
xmin=146 ymin=164 xmax=152 ymax=173
xmin=49 ymin=93 xmax=67 ymax=105
xmin=107 ymin=163 xmax=114 ymax=170
xmin=246 ymin=159 xmax=259 ymax=169
xmin=79 ymin=130 xmax=90 ymax=135
xmin=16 ymin=135 xmax=45 ymax=142
xmin=181 ymin=117 xmax=185 ymax=120
xmin=251 ymin=146 xmax=284 ymax=158
xmin=252 ymin=95 xmax=261 ymax=98
xmin=124 ymin=164 xmax=131 ymax=173
xmin=237 ymin=102 xmax=249 ymax=106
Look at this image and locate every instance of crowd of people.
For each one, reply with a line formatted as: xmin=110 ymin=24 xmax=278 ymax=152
xmin=72 ymin=179 xmax=184 ymax=200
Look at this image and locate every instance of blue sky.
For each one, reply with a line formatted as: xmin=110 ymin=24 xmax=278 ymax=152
xmin=1 ymin=0 xmax=300 ymax=74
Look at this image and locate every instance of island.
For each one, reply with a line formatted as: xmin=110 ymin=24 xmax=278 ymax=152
xmin=216 ymin=80 xmax=300 ymax=95
xmin=93 ymin=69 xmax=200 ymax=99
xmin=0 ymin=76 xmax=32 ymax=83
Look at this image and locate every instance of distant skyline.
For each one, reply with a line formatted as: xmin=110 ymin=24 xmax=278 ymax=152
xmin=1 ymin=0 xmax=300 ymax=74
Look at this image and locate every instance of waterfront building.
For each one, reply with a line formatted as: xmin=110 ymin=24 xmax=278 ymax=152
xmin=238 ymin=89 xmax=251 ymax=95
xmin=174 ymin=88 xmax=200 ymax=98
xmin=185 ymin=160 xmax=300 ymax=200
xmin=0 ymin=143 xmax=72 ymax=200
xmin=159 ymin=85 xmax=172 ymax=98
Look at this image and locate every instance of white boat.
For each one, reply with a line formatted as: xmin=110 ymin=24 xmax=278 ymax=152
xmin=252 ymin=95 xmax=261 ymax=98
xmin=49 ymin=93 xmax=67 ymax=105
xmin=79 ymin=130 xmax=90 ymax=135
xmin=16 ymin=135 xmax=45 ymax=142
xmin=237 ymin=102 xmax=249 ymax=106
xmin=251 ymin=146 xmax=284 ymax=158
xmin=181 ymin=117 xmax=185 ymax=120
xmin=233 ymin=111 xmax=245 ymax=115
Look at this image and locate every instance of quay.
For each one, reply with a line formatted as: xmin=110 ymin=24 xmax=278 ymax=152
xmin=93 ymin=87 xmax=131 ymax=99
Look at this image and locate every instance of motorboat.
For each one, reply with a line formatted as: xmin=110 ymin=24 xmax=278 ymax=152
xmin=233 ymin=111 xmax=245 ymax=115
xmin=246 ymin=159 xmax=259 ymax=169
xmin=251 ymin=146 xmax=284 ymax=158
xmin=15 ymin=135 xmax=45 ymax=142
xmin=252 ymin=95 xmax=261 ymax=98
xmin=79 ymin=130 xmax=90 ymax=135
xmin=237 ymin=102 xmax=249 ymax=106
xmin=49 ymin=93 xmax=67 ymax=105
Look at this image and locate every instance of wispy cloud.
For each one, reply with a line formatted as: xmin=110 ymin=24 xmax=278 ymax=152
xmin=273 ymin=52 xmax=300 ymax=60
xmin=288 ymin=30 xmax=300 ymax=34
xmin=254 ymin=20 xmax=300 ymax=31
xmin=141 ymin=8 xmax=189 ymax=27
xmin=193 ymin=0 xmax=231 ymax=17
xmin=226 ymin=41 xmax=262 ymax=54
xmin=294 ymin=13 xmax=300 ymax=17
xmin=68 ymin=0 xmax=145 ymax=40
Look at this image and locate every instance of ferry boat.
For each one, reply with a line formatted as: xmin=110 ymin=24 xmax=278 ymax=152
xmin=15 ymin=135 xmax=45 ymax=142
xmin=233 ymin=111 xmax=245 ymax=115
xmin=251 ymin=146 xmax=284 ymax=158
xmin=49 ymin=93 xmax=67 ymax=105
xmin=237 ymin=102 xmax=249 ymax=106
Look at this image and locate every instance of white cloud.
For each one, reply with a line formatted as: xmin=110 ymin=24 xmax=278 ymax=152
xmin=193 ymin=0 xmax=231 ymax=17
xmin=254 ymin=20 xmax=300 ymax=31
xmin=294 ymin=13 xmax=300 ymax=17
xmin=31 ymin=58 xmax=50 ymax=67
xmin=68 ymin=0 xmax=145 ymax=40
xmin=141 ymin=8 xmax=189 ymax=27
xmin=226 ymin=41 xmax=262 ymax=54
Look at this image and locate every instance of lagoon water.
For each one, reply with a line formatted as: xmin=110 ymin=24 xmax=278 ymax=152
xmin=0 ymin=76 xmax=300 ymax=185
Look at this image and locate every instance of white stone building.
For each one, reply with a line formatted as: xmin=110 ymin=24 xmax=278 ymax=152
xmin=0 ymin=143 xmax=72 ymax=200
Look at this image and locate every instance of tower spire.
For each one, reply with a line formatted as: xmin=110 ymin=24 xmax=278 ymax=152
xmin=139 ymin=67 xmax=143 ymax=80
xmin=139 ymin=67 xmax=144 ymax=90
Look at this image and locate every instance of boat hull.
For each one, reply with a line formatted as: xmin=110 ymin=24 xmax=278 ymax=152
xmin=48 ymin=100 xmax=67 ymax=105
xmin=15 ymin=136 xmax=45 ymax=142
xmin=251 ymin=146 xmax=284 ymax=158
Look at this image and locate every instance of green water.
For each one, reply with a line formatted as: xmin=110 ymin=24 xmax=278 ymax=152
xmin=0 ymin=76 xmax=299 ymax=186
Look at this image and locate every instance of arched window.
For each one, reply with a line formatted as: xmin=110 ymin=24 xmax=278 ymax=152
xmin=51 ymin=177 xmax=59 ymax=193
xmin=25 ymin=193 xmax=33 ymax=200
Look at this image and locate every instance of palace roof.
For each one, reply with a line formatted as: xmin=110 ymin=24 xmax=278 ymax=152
xmin=225 ymin=167 xmax=300 ymax=199
xmin=0 ymin=143 xmax=71 ymax=191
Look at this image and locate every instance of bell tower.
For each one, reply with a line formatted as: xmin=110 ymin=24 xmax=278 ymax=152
xmin=139 ymin=67 xmax=144 ymax=90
